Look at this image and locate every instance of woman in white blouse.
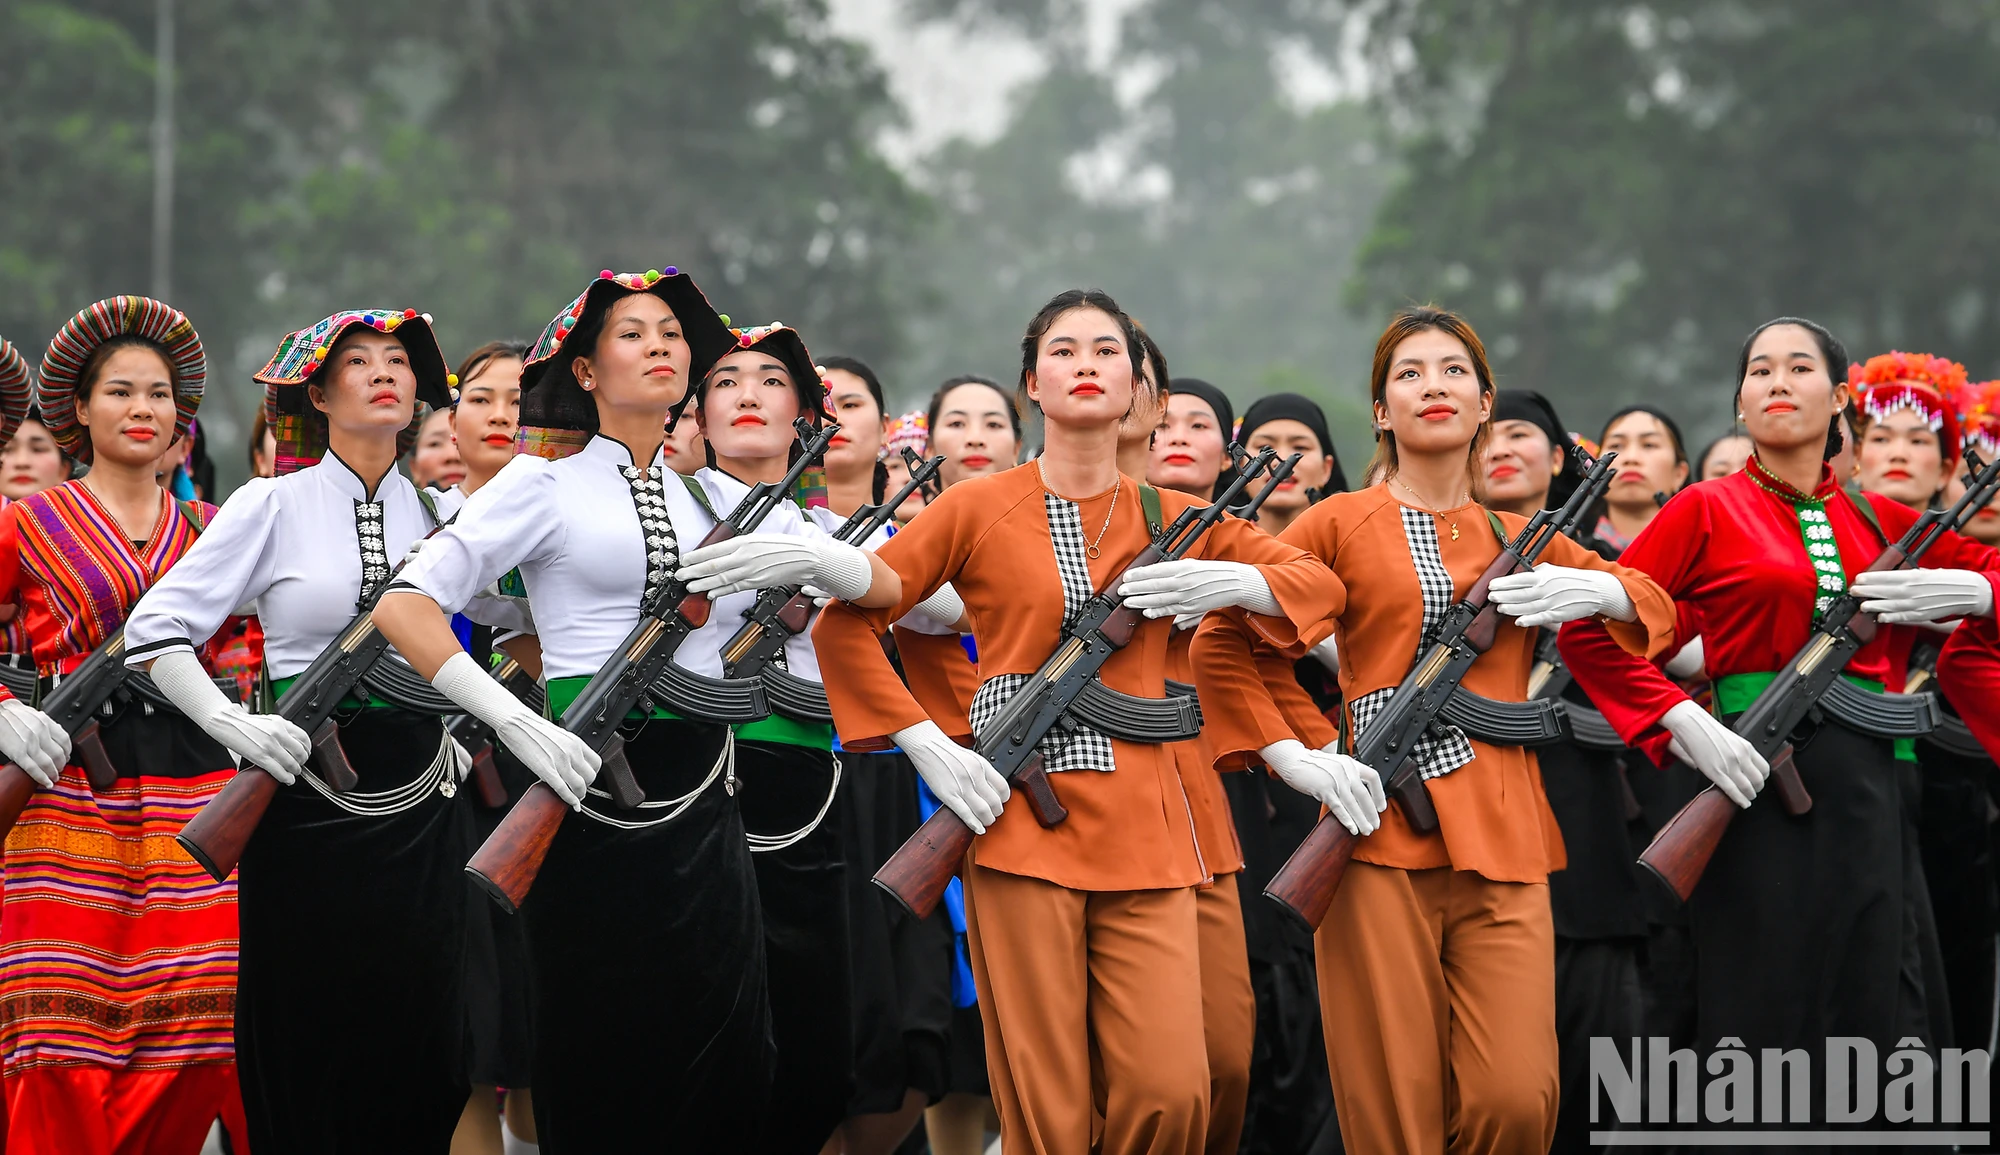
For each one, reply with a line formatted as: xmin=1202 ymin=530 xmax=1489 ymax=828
xmin=371 ymin=271 xmax=900 ymax=1150
xmin=123 ymin=308 xmax=469 ymax=1151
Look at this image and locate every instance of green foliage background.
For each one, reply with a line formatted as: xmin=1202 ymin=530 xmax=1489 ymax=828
xmin=6 ymin=0 xmax=1998 ymax=490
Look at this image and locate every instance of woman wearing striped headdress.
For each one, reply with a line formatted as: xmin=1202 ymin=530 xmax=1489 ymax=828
xmin=123 ymin=306 xmax=470 ymax=1152
xmin=0 ymin=298 xmax=249 ymax=1155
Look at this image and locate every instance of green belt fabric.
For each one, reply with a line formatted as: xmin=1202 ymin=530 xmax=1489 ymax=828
xmin=268 ymin=673 xmax=393 ymax=712
xmin=544 ymin=675 xmax=681 ymax=723
xmin=1713 ymin=672 xmax=1916 ymax=763
xmin=735 ymin=713 xmax=835 ymax=750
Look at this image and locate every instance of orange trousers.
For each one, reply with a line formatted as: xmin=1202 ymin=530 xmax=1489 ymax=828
xmin=963 ymin=865 xmax=1209 ymax=1155
xmin=4 ymin=1062 xmax=247 ymax=1155
xmin=1195 ymin=874 xmax=1253 ymax=1155
xmin=1314 ymin=862 xmax=1557 ymax=1155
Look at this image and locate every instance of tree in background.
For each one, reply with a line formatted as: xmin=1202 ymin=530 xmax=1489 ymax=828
xmin=1 ymin=0 xmax=922 ymax=489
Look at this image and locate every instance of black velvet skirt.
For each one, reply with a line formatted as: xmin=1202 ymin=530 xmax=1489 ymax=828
xmin=522 ymin=718 xmax=773 ymax=1153
xmin=838 ymin=750 xmax=954 ymax=1115
xmin=235 ymin=708 xmax=472 ymax=1155
xmin=463 ymin=747 xmax=538 ymax=1087
xmin=1689 ymin=720 xmax=1907 ymax=1120
xmin=736 ymin=738 xmax=855 ymax=1153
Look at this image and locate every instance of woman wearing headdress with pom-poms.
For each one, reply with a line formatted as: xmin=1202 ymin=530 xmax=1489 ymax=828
xmin=0 ymin=300 xmax=252 ymax=1154
xmin=371 ymin=270 xmax=902 ymax=1149
xmin=123 ymin=305 xmax=471 ymax=1151
xmin=1564 ymin=318 xmax=2000 ymax=1132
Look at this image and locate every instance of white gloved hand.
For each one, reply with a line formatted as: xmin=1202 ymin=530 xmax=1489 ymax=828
xmin=1260 ymin=739 xmax=1385 ymax=836
xmin=676 ymin=534 xmax=875 ymax=601
xmin=1661 ymin=699 xmax=1768 ymax=809
xmin=894 ymin=719 xmax=1010 ymax=834
xmin=432 ymin=652 xmax=598 ymax=808
xmin=1664 ymin=636 xmax=1706 ymax=680
xmin=0 ymin=698 xmax=70 ymax=788
xmin=150 ymin=649 xmax=311 ymax=784
xmin=446 ymin=737 xmax=472 ymax=782
xmin=1487 ymin=564 xmax=1637 ymax=628
xmin=1120 ymin=559 xmax=1282 ymax=619
xmin=1851 ymin=569 xmax=1996 ymax=625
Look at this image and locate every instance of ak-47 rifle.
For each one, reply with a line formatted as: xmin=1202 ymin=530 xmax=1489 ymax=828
xmin=720 ymin=448 xmax=945 ymax=686
xmin=1263 ymin=450 xmax=1620 ymax=928
xmin=1639 ymin=448 xmax=2000 ymax=903
xmin=173 ymin=524 xmax=552 ymax=882
xmin=447 ymin=657 xmax=543 ymax=809
xmin=467 ymin=418 xmax=840 ymax=912
xmin=873 ymin=448 xmax=1282 ymax=918
xmin=1230 ymin=453 xmax=1302 ymax=522
xmin=0 ymin=631 xmax=132 ymax=836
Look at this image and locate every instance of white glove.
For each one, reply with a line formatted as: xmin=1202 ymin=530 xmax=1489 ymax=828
xmin=1487 ymin=564 xmax=1637 ymax=628
xmin=1119 ymin=559 xmax=1282 ymax=619
xmin=1661 ymin=699 xmax=1768 ymax=809
xmin=677 ymin=534 xmax=875 ymax=601
xmin=1664 ymin=636 xmax=1706 ymax=680
xmin=432 ymin=652 xmax=598 ymax=808
xmin=1260 ymin=738 xmax=1385 ymax=836
xmin=894 ymin=719 xmax=1010 ymax=834
xmin=446 ymin=737 xmax=472 ymax=782
xmin=1851 ymin=569 xmax=1996 ymax=625
xmin=0 ymin=699 xmax=70 ymax=788
xmin=150 ymin=649 xmax=310 ymax=784
xmin=1307 ymin=633 xmax=1340 ymax=675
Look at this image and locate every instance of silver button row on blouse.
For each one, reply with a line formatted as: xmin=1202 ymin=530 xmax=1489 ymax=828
xmin=622 ymin=464 xmax=677 ymax=605
xmin=356 ymin=499 xmax=391 ymax=606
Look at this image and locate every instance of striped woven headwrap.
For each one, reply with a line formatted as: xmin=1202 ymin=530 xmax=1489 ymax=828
xmin=256 ymin=308 xmax=453 ymax=476
xmin=36 ymin=297 xmax=205 ymax=465
xmin=0 ymin=338 xmax=32 ymax=449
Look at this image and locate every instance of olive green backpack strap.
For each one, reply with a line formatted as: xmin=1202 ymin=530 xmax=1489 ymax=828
xmin=412 ymin=485 xmax=443 ymax=528
xmin=176 ymin=500 xmax=208 ymax=533
xmin=1138 ymin=483 xmax=1164 ymax=537
xmin=679 ymin=473 xmax=722 ymax=522
xmin=1844 ymin=488 xmax=1888 ymax=547
xmin=1485 ymin=509 xmax=1507 ymax=542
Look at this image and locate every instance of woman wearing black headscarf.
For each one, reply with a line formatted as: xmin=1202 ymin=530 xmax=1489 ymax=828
xmin=1236 ymin=393 xmax=1346 ymax=537
xmin=1149 ymin=378 xmax=1236 ymax=499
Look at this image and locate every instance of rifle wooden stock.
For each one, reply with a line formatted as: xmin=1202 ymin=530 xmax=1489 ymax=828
xmin=309 ymin=723 xmax=358 ymax=793
xmin=0 ymin=766 xmax=37 ymax=837
xmin=873 ymin=753 xmax=1067 ymax=918
xmin=1263 ymin=812 xmax=1358 ymax=928
xmin=74 ymin=720 xmax=115 ymax=790
xmin=470 ymin=743 xmax=507 ymax=809
xmin=176 ymin=718 xmax=340 ymax=882
xmin=1638 ymin=744 xmax=1808 ymax=903
xmin=465 ymin=729 xmax=640 ymax=913
xmin=1390 ymin=772 xmax=1439 ymax=833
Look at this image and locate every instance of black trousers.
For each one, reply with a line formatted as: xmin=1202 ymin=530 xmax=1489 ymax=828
xmin=236 ymin=710 xmax=471 ymax=1155
xmin=1551 ymin=936 xmax=1644 ymax=1154
xmin=524 ymin=718 xmax=773 ymax=1152
xmin=737 ymin=738 xmax=856 ymax=1153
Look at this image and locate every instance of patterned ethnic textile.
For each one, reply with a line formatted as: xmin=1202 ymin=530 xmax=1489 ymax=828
xmin=0 ymin=482 xmax=246 ymax=1076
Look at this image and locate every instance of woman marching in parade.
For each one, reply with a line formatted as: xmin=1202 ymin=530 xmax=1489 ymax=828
xmin=814 ymin=287 xmax=1337 ymax=1153
xmin=817 ymin=356 xmax=959 ymax=1155
xmin=1562 ymin=318 xmax=2000 ymax=1129
xmin=124 ymin=306 xmax=469 ymax=1151
xmin=0 ymin=299 xmax=247 ymax=1155
xmin=373 ymin=269 xmax=898 ymax=1149
xmin=1142 ymin=368 xmax=1258 ymax=1155
xmin=1193 ymin=306 xmax=1676 ymax=1153
xmin=1482 ymin=389 xmax=1683 ymax=1153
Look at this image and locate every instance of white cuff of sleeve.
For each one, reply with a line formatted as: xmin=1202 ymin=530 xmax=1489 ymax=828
xmin=432 ymin=651 xmax=533 ymax=731
xmin=813 ymin=541 xmax=876 ymax=602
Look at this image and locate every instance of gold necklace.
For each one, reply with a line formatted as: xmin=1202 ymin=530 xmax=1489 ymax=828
xmin=1040 ymin=459 xmax=1122 ymax=558
xmin=1393 ymin=475 xmax=1469 ymax=541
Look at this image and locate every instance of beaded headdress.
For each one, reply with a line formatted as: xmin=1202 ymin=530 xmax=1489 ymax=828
xmin=1847 ymin=351 xmax=1967 ymax=467
xmin=255 ymin=308 xmax=455 ymax=476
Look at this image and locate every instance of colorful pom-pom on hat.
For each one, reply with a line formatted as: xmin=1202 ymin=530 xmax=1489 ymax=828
xmin=516 ymin=266 xmax=733 ymax=459
xmin=0 ymin=338 xmax=33 ymax=450
xmin=699 ymin=321 xmax=831 ymax=424
xmin=256 ymin=308 xmax=452 ymax=475
xmin=38 ymin=296 xmax=206 ymax=465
